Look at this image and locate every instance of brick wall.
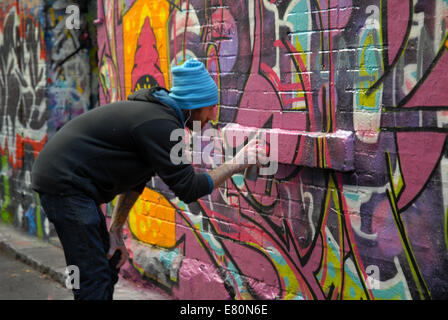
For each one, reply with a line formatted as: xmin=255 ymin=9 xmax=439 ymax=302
xmin=0 ymin=0 xmax=97 ymax=239
xmin=2 ymin=0 xmax=448 ymax=300
xmin=96 ymin=0 xmax=448 ymax=299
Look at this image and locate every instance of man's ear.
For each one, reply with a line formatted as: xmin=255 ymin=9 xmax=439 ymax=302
xmin=190 ymin=108 xmax=201 ymax=119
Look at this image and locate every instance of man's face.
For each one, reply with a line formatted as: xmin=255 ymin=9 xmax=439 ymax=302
xmin=189 ymin=105 xmax=217 ymax=130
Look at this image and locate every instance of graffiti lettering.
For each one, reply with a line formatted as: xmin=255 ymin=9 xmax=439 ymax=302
xmin=95 ymin=0 xmax=448 ymax=300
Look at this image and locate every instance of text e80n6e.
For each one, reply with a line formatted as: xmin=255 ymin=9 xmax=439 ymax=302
xmin=224 ymin=304 xmax=268 ymax=315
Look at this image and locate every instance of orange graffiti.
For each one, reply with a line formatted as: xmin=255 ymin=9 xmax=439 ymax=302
xmin=129 ymin=187 xmax=176 ymax=248
xmin=123 ymin=0 xmax=171 ymax=98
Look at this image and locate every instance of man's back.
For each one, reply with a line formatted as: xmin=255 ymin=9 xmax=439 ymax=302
xmin=31 ymin=90 xmax=212 ymax=205
xmin=32 ymin=99 xmax=179 ymax=204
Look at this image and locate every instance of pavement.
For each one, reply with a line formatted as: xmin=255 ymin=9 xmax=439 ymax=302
xmin=0 ymin=249 xmax=73 ymax=300
xmin=0 ymin=222 xmax=170 ymax=300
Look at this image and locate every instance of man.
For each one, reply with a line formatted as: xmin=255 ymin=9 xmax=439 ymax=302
xmin=31 ymin=59 xmax=266 ymax=300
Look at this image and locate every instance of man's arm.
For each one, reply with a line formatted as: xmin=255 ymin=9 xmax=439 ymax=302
xmin=208 ymin=160 xmax=246 ymax=189
xmin=107 ymin=190 xmax=140 ymax=268
xmin=105 ymin=137 xmax=265 ymax=268
xmin=109 ymin=190 xmax=140 ymax=232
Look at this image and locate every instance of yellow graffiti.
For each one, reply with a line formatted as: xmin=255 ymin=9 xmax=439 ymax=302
xmin=342 ymin=259 xmax=369 ymax=300
xmin=386 ymin=151 xmax=404 ymax=199
xmin=317 ymin=179 xmax=344 ymax=297
xmin=123 ymin=0 xmax=171 ymax=98
xmin=291 ymin=34 xmax=308 ymax=110
xmin=205 ymin=46 xmax=221 ymax=126
xmin=317 ymin=176 xmax=371 ymax=299
xmin=129 ymin=188 xmax=176 ymax=248
xmin=359 ymin=33 xmax=379 ymax=109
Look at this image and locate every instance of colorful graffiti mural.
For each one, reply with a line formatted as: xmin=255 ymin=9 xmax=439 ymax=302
xmin=0 ymin=1 xmax=48 ymax=236
xmin=45 ymin=0 xmax=99 ymax=137
xmin=97 ymin=0 xmax=448 ymax=300
xmin=0 ymin=0 xmax=98 ymax=239
xmin=1 ymin=0 xmax=446 ymax=301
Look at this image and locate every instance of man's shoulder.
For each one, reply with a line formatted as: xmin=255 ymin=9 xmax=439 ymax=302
xmin=133 ymin=117 xmax=183 ymax=135
xmin=96 ymin=99 xmax=177 ymax=121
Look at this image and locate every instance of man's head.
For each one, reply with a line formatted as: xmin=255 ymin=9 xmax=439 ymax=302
xmin=169 ymin=59 xmax=219 ymax=130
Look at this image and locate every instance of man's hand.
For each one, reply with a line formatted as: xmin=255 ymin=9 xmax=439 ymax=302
xmin=107 ymin=190 xmax=140 ymax=269
xmin=107 ymin=229 xmax=128 ymax=269
xmin=208 ymin=136 xmax=268 ymax=189
xmin=233 ymin=137 xmax=268 ymax=170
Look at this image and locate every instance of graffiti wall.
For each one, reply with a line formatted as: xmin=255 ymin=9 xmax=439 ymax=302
xmin=96 ymin=0 xmax=448 ymax=300
xmin=2 ymin=0 xmax=445 ymax=302
xmin=100 ymin=0 xmax=446 ymax=300
xmin=0 ymin=0 xmax=97 ymax=238
xmin=45 ymin=0 xmax=99 ymax=137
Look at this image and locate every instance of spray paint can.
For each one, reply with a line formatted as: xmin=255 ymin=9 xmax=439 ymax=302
xmin=244 ymin=140 xmax=269 ymax=181
xmin=244 ymin=164 xmax=259 ymax=181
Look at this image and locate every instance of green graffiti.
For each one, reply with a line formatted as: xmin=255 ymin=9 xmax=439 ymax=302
xmin=35 ymin=193 xmax=43 ymax=239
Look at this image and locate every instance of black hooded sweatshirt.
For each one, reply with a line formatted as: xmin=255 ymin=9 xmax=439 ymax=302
xmin=31 ymin=88 xmax=213 ymax=205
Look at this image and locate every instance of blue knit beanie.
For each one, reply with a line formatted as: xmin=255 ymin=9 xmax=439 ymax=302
xmin=169 ymin=59 xmax=219 ymax=110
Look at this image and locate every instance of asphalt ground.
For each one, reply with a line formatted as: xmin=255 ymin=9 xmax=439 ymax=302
xmin=0 ymin=249 xmax=72 ymax=300
xmin=0 ymin=223 xmax=169 ymax=300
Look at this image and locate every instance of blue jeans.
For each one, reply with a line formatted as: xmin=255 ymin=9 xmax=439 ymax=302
xmin=39 ymin=193 xmax=120 ymax=300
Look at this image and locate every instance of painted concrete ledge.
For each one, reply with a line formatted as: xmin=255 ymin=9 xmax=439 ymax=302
xmin=0 ymin=223 xmax=171 ymax=300
xmin=219 ymin=124 xmax=355 ymax=172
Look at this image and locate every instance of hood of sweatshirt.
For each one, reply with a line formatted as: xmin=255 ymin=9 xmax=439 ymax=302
xmin=127 ymin=87 xmax=185 ymax=127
